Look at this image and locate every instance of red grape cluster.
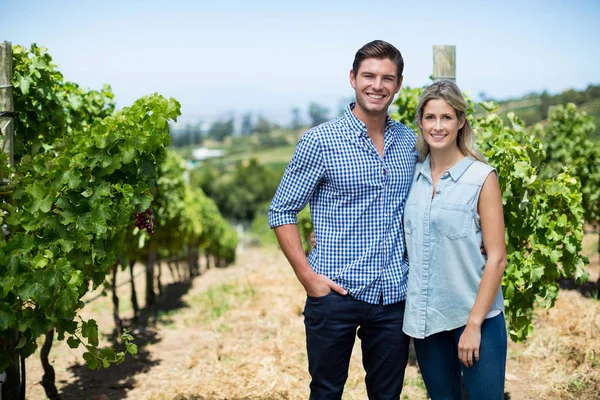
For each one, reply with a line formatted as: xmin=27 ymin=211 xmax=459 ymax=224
xmin=135 ymin=208 xmax=155 ymax=235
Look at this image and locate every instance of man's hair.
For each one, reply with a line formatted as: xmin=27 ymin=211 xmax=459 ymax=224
xmin=352 ymin=40 xmax=404 ymax=80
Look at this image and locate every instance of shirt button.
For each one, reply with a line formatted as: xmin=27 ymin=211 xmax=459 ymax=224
xmin=442 ymin=172 xmax=449 ymax=178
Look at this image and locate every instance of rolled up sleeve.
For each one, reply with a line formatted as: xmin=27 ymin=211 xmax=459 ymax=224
xmin=268 ymin=130 xmax=325 ymax=228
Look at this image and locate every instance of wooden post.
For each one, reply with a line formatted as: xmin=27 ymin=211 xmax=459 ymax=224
xmin=0 ymin=41 xmax=20 ymax=400
xmin=432 ymin=45 xmax=456 ymax=82
xmin=1 ymin=331 xmax=21 ymax=400
xmin=0 ymin=41 xmax=15 ymax=175
xmin=145 ymin=249 xmax=156 ymax=308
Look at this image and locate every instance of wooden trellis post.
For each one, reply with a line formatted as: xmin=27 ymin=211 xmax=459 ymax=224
xmin=0 ymin=39 xmax=22 ymax=400
xmin=0 ymin=41 xmax=14 ymax=177
xmin=433 ymin=45 xmax=456 ymax=82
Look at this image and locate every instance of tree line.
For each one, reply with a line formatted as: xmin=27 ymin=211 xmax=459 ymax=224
xmin=170 ymin=102 xmax=332 ymax=146
xmin=173 ymin=84 xmax=600 ymax=147
xmin=491 ymin=84 xmax=600 ymax=139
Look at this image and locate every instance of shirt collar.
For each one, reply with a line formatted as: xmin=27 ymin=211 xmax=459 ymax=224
xmin=417 ymin=154 xmax=474 ymax=182
xmin=416 ymin=156 xmax=431 ymax=181
xmin=448 ymin=156 xmax=475 ymax=181
xmin=344 ymin=102 xmax=396 ymax=137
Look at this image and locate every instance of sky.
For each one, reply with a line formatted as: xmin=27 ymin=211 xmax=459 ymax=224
xmin=3 ymin=0 xmax=600 ymax=128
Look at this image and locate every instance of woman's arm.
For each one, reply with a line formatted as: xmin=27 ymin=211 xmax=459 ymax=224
xmin=458 ymin=171 xmax=507 ymax=367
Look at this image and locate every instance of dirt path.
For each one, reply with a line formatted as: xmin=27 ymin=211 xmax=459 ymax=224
xmin=24 ymin=244 xmax=600 ymax=400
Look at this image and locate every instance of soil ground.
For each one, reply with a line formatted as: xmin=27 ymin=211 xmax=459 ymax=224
xmin=24 ymin=234 xmax=600 ymax=400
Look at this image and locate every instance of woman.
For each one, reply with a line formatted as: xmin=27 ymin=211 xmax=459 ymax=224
xmin=402 ymin=80 xmax=507 ymax=399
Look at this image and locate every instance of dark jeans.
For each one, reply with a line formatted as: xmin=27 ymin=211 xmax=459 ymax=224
xmin=412 ymin=313 xmax=507 ymax=400
xmin=303 ymin=291 xmax=410 ymax=400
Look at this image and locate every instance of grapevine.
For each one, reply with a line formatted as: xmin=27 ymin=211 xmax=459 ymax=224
xmin=0 ymin=44 xmax=181 ymax=371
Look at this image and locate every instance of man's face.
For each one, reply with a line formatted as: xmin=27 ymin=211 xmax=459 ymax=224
xmin=350 ymin=58 xmax=402 ymax=117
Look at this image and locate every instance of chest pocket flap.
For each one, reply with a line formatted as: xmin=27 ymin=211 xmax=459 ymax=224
xmin=436 ymin=202 xmax=472 ymax=239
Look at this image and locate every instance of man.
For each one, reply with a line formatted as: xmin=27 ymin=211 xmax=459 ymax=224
xmin=268 ymin=40 xmax=418 ymax=399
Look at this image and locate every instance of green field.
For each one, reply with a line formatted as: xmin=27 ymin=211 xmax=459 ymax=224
xmin=223 ymin=144 xmax=296 ymax=165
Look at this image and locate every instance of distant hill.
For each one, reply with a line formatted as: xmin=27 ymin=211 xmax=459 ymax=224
xmin=485 ymin=84 xmax=600 ymax=141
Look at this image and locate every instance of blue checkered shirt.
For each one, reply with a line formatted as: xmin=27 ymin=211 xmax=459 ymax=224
xmin=268 ymin=103 xmax=418 ymax=305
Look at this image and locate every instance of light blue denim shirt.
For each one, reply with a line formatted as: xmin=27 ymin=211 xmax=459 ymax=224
xmin=402 ymin=155 xmax=504 ymax=339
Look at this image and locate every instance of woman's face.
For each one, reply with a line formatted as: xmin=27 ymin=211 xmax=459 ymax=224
xmin=419 ymin=98 xmax=465 ymax=153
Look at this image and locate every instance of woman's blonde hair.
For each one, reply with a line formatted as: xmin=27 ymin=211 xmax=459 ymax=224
xmin=415 ymin=80 xmax=486 ymax=163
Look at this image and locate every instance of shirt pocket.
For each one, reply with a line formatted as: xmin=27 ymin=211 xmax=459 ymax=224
xmin=436 ymin=202 xmax=471 ymax=239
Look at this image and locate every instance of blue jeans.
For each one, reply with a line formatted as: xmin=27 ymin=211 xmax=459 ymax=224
xmin=303 ymin=291 xmax=410 ymax=400
xmin=412 ymin=313 xmax=507 ymax=400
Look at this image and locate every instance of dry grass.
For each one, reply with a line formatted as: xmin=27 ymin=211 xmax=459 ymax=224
xmin=24 ymin=235 xmax=600 ymax=400
xmin=119 ymin=248 xmax=428 ymax=400
xmin=504 ymin=232 xmax=600 ymax=400
xmin=507 ymin=258 xmax=600 ymax=400
xmin=506 ymin=291 xmax=600 ymax=400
